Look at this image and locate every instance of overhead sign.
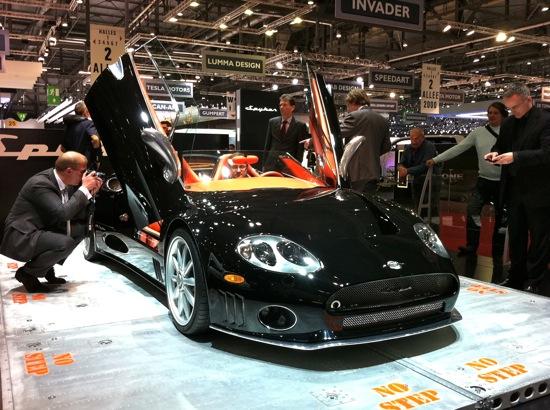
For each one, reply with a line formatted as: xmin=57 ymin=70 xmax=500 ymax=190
xmin=151 ymin=101 xmax=184 ymax=112
xmin=541 ymin=86 xmax=550 ymax=103
xmin=226 ymin=92 xmax=236 ymax=119
xmin=0 ymin=30 xmax=9 ymax=55
xmin=420 ymin=63 xmax=440 ymax=114
xmin=440 ymin=89 xmax=465 ymax=104
xmin=326 ymin=80 xmax=362 ymax=94
xmin=369 ymin=99 xmax=398 ymax=113
xmin=335 ymin=0 xmax=424 ymax=31
xmin=199 ymin=108 xmax=228 ymax=118
xmin=404 ymin=112 xmax=427 ymax=123
xmin=145 ymin=80 xmax=193 ymax=100
xmin=46 ymin=85 xmax=60 ymax=106
xmin=90 ymin=24 xmax=125 ymax=83
xmin=203 ymin=51 xmax=265 ymax=76
xmin=16 ymin=112 xmax=27 ymax=122
xmin=369 ymin=69 xmax=414 ymax=90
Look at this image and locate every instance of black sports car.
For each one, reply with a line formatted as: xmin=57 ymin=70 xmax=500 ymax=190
xmin=83 ymin=50 xmax=460 ymax=350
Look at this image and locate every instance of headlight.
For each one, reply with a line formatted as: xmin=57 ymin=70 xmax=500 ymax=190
xmin=413 ymin=223 xmax=449 ymax=258
xmin=236 ymin=235 xmax=322 ymax=274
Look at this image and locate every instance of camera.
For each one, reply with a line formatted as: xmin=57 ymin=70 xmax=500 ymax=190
xmin=88 ymin=170 xmax=106 ymax=180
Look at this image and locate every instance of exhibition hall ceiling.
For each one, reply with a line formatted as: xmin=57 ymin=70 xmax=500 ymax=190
xmin=1 ymin=0 xmax=549 ymax=116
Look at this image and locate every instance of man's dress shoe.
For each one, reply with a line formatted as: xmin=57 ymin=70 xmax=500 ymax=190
xmin=45 ymin=268 xmax=67 ymax=284
xmin=15 ymin=268 xmax=50 ymax=293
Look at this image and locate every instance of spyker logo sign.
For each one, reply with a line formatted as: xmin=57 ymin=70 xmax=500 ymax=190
xmin=0 ymin=135 xmax=62 ymax=159
xmin=386 ymin=261 xmax=404 ymax=270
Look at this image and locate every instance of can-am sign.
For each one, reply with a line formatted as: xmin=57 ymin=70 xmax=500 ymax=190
xmin=335 ymin=0 xmax=424 ymax=31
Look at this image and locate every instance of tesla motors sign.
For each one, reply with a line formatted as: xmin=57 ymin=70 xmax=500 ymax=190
xmin=335 ymin=0 xmax=424 ymax=31
xmin=369 ymin=69 xmax=414 ymax=90
xmin=145 ymin=80 xmax=193 ymax=99
xmin=203 ymin=51 xmax=265 ymax=76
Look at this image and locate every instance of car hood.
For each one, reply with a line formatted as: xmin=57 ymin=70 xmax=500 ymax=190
xmin=187 ymin=187 xmax=452 ymax=287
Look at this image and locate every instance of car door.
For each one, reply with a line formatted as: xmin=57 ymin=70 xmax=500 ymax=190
xmin=306 ymin=64 xmax=344 ymax=188
xmin=85 ymin=53 xmax=186 ymax=230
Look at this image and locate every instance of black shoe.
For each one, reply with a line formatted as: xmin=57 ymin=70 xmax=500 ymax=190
xmin=15 ymin=268 xmax=51 ymax=293
xmin=45 ymin=268 xmax=67 ymax=284
xmin=457 ymin=246 xmax=475 ymax=257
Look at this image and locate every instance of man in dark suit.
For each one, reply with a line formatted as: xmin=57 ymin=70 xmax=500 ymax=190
xmin=485 ymin=83 xmax=550 ymax=293
xmin=0 ymin=152 xmax=103 ymax=292
xmin=263 ymin=94 xmax=308 ymax=170
xmin=339 ymin=88 xmax=391 ymax=193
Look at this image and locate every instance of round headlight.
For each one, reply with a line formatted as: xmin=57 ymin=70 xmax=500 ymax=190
xmin=413 ymin=223 xmax=449 ymax=258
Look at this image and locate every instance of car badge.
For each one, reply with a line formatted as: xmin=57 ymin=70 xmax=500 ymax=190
xmin=386 ymin=261 xmax=404 ymax=270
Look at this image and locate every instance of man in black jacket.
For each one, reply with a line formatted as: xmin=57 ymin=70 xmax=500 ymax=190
xmin=485 ymin=83 xmax=550 ymax=292
xmin=62 ymin=101 xmax=102 ymax=170
xmin=0 ymin=152 xmax=103 ymax=292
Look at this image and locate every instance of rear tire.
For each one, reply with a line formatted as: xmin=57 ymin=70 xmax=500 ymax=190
xmin=165 ymin=228 xmax=209 ymax=335
xmin=83 ymin=224 xmax=98 ymax=261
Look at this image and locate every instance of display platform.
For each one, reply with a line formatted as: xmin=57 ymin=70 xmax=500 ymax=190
xmin=1 ymin=245 xmax=550 ymax=410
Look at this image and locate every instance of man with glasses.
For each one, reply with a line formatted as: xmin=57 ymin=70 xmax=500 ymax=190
xmin=1 ymin=152 xmax=103 ymax=293
xmin=485 ymin=83 xmax=550 ymax=294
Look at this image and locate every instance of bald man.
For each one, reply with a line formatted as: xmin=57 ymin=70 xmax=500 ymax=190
xmin=0 ymin=152 xmax=103 ymax=292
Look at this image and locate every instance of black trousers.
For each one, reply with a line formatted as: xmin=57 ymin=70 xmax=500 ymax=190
xmin=464 ymin=178 xmax=505 ymax=280
xmin=506 ymin=183 xmax=550 ymax=290
xmin=23 ymin=224 xmax=85 ymax=278
xmin=351 ymin=179 xmax=378 ymax=193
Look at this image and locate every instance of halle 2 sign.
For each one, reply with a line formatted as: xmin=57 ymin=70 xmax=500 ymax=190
xmin=335 ymin=0 xmax=424 ymax=31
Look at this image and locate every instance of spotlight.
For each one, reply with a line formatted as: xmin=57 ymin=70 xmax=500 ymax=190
xmin=389 ymin=92 xmax=396 ymax=98
xmin=292 ymin=78 xmax=298 ymax=85
xmin=506 ymin=36 xmax=515 ymax=43
xmin=293 ymin=47 xmax=298 ymax=53
xmin=244 ymin=9 xmax=253 ymax=16
xmin=271 ymin=84 xmax=279 ymax=90
xmin=275 ymin=61 xmax=283 ymax=69
xmin=466 ymin=30 xmax=475 ymax=36
xmin=48 ymin=37 xmax=57 ymax=46
xmin=542 ymin=6 xmax=549 ymax=12
xmin=356 ymin=76 xmax=364 ymax=84
xmin=495 ymin=32 xmax=507 ymax=42
xmin=443 ymin=24 xmax=452 ymax=32
xmin=336 ymin=31 xmax=342 ymax=39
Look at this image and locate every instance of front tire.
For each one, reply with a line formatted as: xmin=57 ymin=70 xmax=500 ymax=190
xmin=83 ymin=222 xmax=98 ymax=261
xmin=165 ymin=228 xmax=209 ymax=335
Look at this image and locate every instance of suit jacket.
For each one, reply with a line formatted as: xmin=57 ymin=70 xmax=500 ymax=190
xmin=0 ymin=168 xmax=90 ymax=261
xmin=264 ymin=116 xmax=308 ymax=161
xmin=492 ymin=107 xmax=550 ymax=207
xmin=339 ymin=107 xmax=391 ymax=182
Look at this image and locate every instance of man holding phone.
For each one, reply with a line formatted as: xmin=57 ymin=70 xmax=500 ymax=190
xmin=0 ymin=152 xmax=103 ymax=292
xmin=484 ymin=83 xmax=550 ymax=293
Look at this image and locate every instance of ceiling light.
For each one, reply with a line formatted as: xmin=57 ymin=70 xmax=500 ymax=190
xmin=195 ymin=75 xmax=200 ymax=79
xmin=293 ymin=47 xmax=298 ymax=53
xmin=272 ymin=84 xmax=279 ymax=91
xmin=506 ymin=36 xmax=515 ymax=43
xmin=177 ymin=12 xmax=183 ymax=16
xmin=44 ymin=52 xmax=49 ymax=57
xmin=190 ymin=1 xmax=199 ymax=7
xmin=38 ymin=56 xmax=44 ymax=62
xmin=481 ymin=55 xmax=486 ymax=59
xmin=150 ymin=32 xmax=155 ymax=36
xmin=126 ymin=47 xmax=135 ymax=53
xmin=543 ymin=43 xmax=548 ymax=47
xmin=275 ymin=61 xmax=283 ymax=69
xmin=473 ymin=58 xmax=480 ymax=62
xmin=466 ymin=30 xmax=475 ymax=36
xmin=265 ymin=29 xmax=277 ymax=36
xmin=356 ymin=76 xmax=363 ymax=84
xmin=389 ymin=92 xmax=396 ymax=98
xmin=542 ymin=6 xmax=549 ymax=12
xmin=368 ymin=84 xmax=374 ymax=89
xmin=48 ymin=36 xmax=57 ymax=46
xmin=403 ymin=42 xmax=408 ymax=47
xmin=355 ymin=55 xmax=360 ymax=60
xmin=76 ymin=0 xmax=83 ymax=3
xmin=210 ymin=77 xmax=214 ymax=81
xmin=336 ymin=31 xmax=341 ymax=39
xmin=291 ymin=17 xmax=303 ymax=25
xmin=292 ymin=78 xmax=299 ymax=85
xmin=495 ymin=32 xmax=507 ymax=42
xmin=527 ymin=61 xmax=532 ymax=65
xmin=244 ymin=9 xmax=253 ymax=16
xmin=273 ymin=71 xmax=279 ymax=75
xmin=484 ymin=81 xmax=491 ymax=87
xmin=226 ymin=40 xmax=231 ymax=45
xmin=61 ymin=22 xmax=68 ymax=27
xmin=219 ymin=23 xmax=227 ymax=30
xmin=308 ymin=1 xmax=314 ymax=4
xmin=169 ymin=17 xmax=178 ymax=22
xmin=443 ymin=24 xmax=452 ymax=32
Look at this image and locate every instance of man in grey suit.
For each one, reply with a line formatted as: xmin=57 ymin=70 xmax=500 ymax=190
xmin=339 ymin=88 xmax=391 ymax=193
xmin=263 ymin=94 xmax=308 ymax=170
xmin=1 ymin=152 xmax=103 ymax=292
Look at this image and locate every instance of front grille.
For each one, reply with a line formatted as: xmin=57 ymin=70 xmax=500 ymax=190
xmin=326 ymin=273 xmax=457 ymax=313
xmin=342 ymin=301 xmax=444 ymax=329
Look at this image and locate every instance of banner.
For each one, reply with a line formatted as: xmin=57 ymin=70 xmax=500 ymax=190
xmin=369 ymin=99 xmax=398 ymax=113
xmin=199 ymin=108 xmax=228 ymax=118
xmin=226 ymin=92 xmax=236 ymax=119
xmin=335 ymin=0 xmax=424 ymax=31
xmin=403 ymin=112 xmax=427 ymax=123
xmin=420 ymin=63 xmax=440 ymax=114
xmin=203 ymin=51 xmax=265 ymax=76
xmin=144 ymin=80 xmax=193 ymax=99
xmin=47 ymin=85 xmax=60 ymax=106
xmin=440 ymin=89 xmax=465 ymax=104
xmin=369 ymin=69 xmax=414 ymax=90
xmin=90 ymin=24 xmax=125 ymax=83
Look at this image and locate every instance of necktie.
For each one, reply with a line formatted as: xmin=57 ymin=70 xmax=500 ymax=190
xmin=281 ymin=120 xmax=288 ymax=137
xmin=61 ymin=188 xmax=71 ymax=236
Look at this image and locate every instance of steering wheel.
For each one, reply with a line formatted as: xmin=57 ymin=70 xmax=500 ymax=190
xmin=260 ymin=171 xmax=284 ymax=177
